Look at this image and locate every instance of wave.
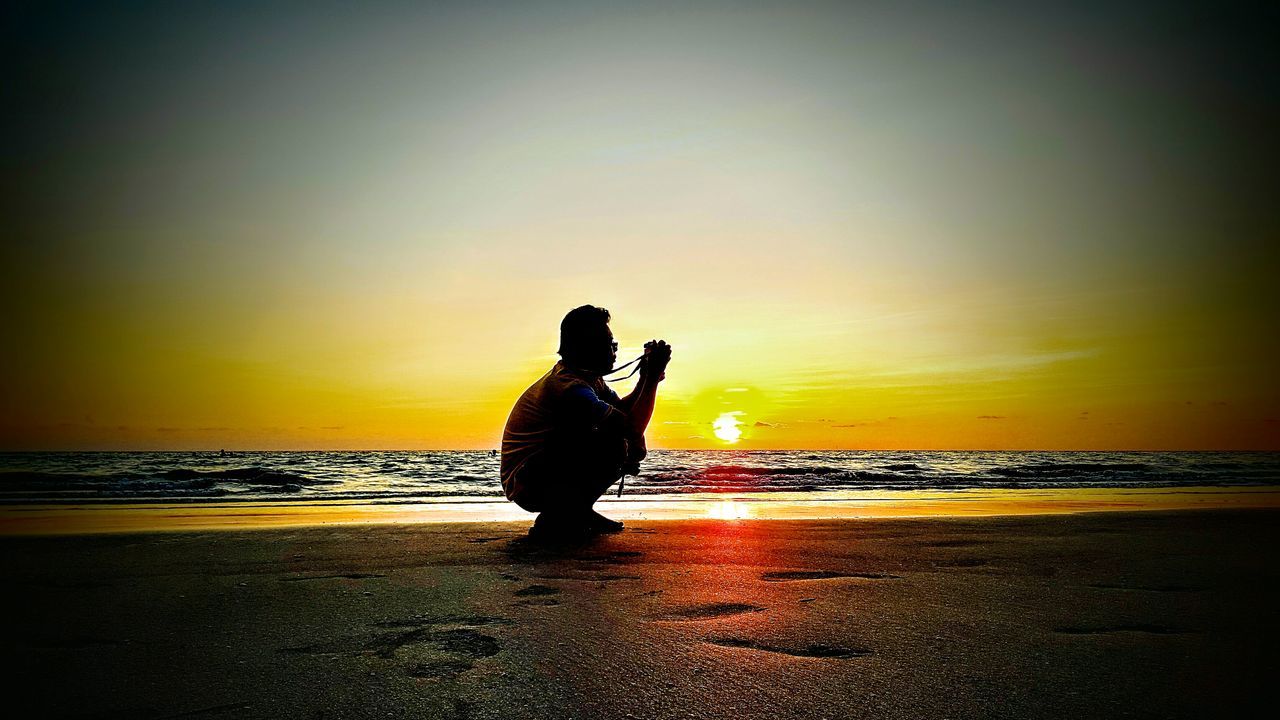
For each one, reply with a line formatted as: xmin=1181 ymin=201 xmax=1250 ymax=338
xmin=0 ymin=466 xmax=337 ymax=500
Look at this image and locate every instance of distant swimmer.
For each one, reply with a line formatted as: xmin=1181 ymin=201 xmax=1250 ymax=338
xmin=500 ymin=305 xmax=671 ymax=539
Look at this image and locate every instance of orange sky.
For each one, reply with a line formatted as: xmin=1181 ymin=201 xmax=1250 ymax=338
xmin=2 ymin=1 xmax=1276 ymax=450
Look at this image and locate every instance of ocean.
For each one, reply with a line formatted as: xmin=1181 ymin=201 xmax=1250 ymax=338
xmin=2 ymin=450 xmax=1277 ymax=505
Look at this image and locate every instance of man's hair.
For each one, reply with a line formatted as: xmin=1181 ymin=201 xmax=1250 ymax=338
xmin=558 ymin=305 xmax=611 ymax=361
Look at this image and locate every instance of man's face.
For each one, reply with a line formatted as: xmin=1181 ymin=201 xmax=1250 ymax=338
xmin=583 ymin=328 xmax=617 ymax=374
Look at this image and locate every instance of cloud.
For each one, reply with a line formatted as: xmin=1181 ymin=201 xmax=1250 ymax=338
xmin=976 ymin=415 xmax=1006 ymax=420
xmin=753 ymin=421 xmax=774 ymax=427
xmin=724 ymin=388 xmax=749 ymax=393
xmin=833 ymin=423 xmax=868 ymax=428
xmin=319 ymin=426 xmax=345 ymax=430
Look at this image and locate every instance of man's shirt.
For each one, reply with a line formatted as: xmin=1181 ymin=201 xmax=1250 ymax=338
xmin=500 ymin=361 xmax=625 ymax=499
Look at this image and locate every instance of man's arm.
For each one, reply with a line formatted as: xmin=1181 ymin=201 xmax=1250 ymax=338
xmin=618 ymin=373 xmax=661 ymax=437
xmin=617 ymin=340 xmax=670 ymax=437
xmin=603 ymin=340 xmax=670 ymax=438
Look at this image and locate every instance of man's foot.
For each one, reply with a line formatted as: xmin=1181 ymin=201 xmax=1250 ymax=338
xmin=528 ymin=509 xmax=623 ymax=541
xmin=529 ymin=511 xmax=590 ymax=542
xmin=585 ymin=508 xmax=624 ymax=533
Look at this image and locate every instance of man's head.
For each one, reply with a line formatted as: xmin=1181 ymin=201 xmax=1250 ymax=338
xmin=558 ymin=305 xmax=616 ymax=375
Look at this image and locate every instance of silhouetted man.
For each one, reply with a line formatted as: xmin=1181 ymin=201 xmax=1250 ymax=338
xmin=501 ymin=305 xmax=671 ymax=537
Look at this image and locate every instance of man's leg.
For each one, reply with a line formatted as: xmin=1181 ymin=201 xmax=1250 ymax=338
xmin=528 ymin=428 xmax=630 ymax=534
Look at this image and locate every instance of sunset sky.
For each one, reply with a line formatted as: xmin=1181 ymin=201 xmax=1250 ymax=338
xmin=3 ymin=0 xmax=1277 ymax=450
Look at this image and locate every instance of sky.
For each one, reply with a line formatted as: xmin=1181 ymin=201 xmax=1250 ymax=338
xmin=2 ymin=0 xmax=1277 ymax=450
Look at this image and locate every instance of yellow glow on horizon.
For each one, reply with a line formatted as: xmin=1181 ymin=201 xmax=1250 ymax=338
xmin=712 ymin=412 xmax=743 ymax=443
xmin=2 ymin=5 xmax=1274 ymax=453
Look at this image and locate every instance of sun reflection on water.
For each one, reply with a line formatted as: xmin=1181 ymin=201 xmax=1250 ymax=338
xmin=707 ymin=499 xmax=751 ymax=520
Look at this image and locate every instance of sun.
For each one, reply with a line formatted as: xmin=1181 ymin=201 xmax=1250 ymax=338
xmin=712 ymin=412 xmax=742 ymax=443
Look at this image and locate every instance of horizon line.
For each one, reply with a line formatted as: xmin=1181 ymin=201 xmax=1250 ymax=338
xmin=2 ymin=448 xmax=1277 ymax=454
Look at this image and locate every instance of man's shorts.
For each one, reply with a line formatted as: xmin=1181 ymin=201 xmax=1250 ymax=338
xmin=507 ymin=426 xmax=642 ymax=513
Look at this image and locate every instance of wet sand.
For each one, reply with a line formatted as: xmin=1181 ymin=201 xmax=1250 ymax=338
xmin=5 ymin=485 xmax=1278 ymax=535
xmin=3 ymin=509 xmax=1275 ymax=719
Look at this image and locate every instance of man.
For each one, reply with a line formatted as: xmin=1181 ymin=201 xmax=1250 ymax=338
xmin=501 ymin=305 xmax=671 ymax=537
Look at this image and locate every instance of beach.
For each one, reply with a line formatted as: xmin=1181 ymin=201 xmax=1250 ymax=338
xmin=4 ymin=508 xmax=1274 ymax=719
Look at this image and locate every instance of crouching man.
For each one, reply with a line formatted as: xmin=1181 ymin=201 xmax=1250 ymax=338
xmin=500 ymin=305 xmax=670 ymax=537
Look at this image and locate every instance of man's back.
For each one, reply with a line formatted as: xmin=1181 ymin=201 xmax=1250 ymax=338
xmin=500 ymin=361 xmax=621 ymax=500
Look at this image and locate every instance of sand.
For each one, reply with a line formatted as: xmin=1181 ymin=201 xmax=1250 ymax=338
xmin=3 ymin=509 xmax=1275 ymax=719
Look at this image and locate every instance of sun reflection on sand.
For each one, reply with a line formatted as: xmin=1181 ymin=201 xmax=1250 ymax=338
xmin=706 ymin=499 xmax=752 ymax=520
xmin=3 ymin=487 xmax=1279 ymax=535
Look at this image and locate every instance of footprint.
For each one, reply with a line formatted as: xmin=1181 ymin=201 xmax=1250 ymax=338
xmin=651 ymin=603 xmax=764 ymax=621
xmin=514 ymin=584 xmax=560 ymax=597
xmin=283 ymin=626 xmax=501 ymax=660
xmin=761 ymin=570 xmax=899 ymax=582
xmin=280 ymin=617 xmax=505 ymax=681
xmin=430 ymin=628 xmax=502 ymax=658
xmin=704 ymin=636 xmax=870 ymax=658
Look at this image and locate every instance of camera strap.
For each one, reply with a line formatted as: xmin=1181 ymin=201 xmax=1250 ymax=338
xmin=602 ymin=354 xmax=644 ymax=383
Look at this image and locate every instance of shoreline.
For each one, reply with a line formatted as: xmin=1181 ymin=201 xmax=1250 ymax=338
xmin=2 ymin=485 xmax=1278 ymax=535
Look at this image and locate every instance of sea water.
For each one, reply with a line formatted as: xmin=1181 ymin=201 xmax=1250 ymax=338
xmin=2 ymin=450 xmax=1277 ymax=505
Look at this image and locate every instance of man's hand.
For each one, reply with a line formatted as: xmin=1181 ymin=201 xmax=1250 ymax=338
xmin=640 ymin=339 xmax=672 ymax=381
